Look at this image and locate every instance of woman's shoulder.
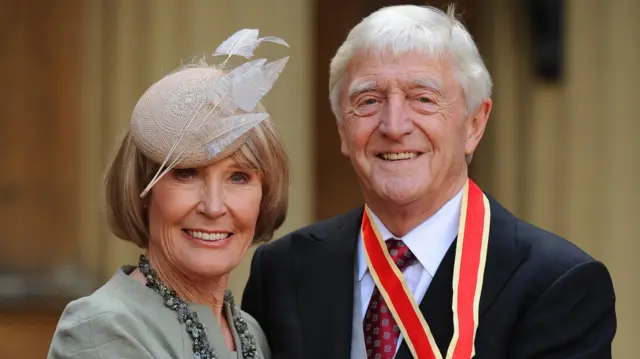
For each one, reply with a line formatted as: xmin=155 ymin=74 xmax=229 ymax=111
xmin=240 ymin=309 xmax=271 ymax=359
xmin=57 ymin=266 xmax=152 ymax=324
xmin=52 ymin=296 xmax=139 ymax=346
xmin=58 ymin=272 xmax=128 ymax=319
xmin=49 ymin=300 xmax=146 ymax=358
xmin=47 ymin=268 xmax=161 ymax=358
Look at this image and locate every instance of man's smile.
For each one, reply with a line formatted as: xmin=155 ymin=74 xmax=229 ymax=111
xmin=376 ymin=151 xmax=424 ymax=161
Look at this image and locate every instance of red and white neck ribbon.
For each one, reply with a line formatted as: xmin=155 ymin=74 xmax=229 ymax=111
xmin=361 ymin=178 xmax=490 ymax=359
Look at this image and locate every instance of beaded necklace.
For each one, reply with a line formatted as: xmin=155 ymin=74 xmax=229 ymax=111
xmin=139 ymin=255 xmax=258 ymax=359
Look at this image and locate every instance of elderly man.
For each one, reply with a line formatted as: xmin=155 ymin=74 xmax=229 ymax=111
xmin=242 ymin=4 xmax=616 ymax=359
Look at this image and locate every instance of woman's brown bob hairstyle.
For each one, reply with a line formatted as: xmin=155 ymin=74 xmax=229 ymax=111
xmin=104 ymin=117 xmax=289 ymax=248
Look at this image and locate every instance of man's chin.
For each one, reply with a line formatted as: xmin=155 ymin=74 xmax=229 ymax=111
xmin=361 ymin=176 xmax=431 ymax=208
xmin=379 ymin=192 xmax=420 ymax=207
xmin=374 ymin=182 xmax=425 ymax=207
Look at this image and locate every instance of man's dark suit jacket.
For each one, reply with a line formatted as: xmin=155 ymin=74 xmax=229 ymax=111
xmin=241 ymin=196 xmax=617 ymax=359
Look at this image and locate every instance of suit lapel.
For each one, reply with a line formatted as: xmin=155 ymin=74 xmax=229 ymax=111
xmin=395 ymin=195 xmax=530 ymax=359
xmin=477 ymin=197 xmax=531 ymax=316
xmin=293 ymin=208 xmax=363 ymax=359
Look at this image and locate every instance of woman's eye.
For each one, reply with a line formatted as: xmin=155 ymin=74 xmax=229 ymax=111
xmin=230 ymin=172 xmax=250 ymax=183
xmin=172 ymin=168 xmax=197 ymax=180
xmin=363 ymin=98 xmax=378 ymax=105
xmin=418 ymin=96 xmax=433 ymax=103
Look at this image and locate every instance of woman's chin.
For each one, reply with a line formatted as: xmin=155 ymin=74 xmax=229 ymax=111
xmin=176 ymin=249 xmax=243 ymax=279
xmin=182 ymin=261 xmax=237 ymax=281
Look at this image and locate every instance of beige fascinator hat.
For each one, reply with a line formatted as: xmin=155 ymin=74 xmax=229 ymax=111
xmin=130 ymin=29 xmax=289 ymax=198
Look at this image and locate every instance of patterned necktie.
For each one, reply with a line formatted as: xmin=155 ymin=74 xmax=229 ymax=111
xmin=363 ymin=239 xmax=416 ymax=359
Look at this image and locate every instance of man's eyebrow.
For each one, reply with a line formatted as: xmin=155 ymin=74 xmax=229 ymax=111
xmin=347 ymin=81 xmax=380 ymax=98
xmin=409 ymin=79 xmax=444 ymax=92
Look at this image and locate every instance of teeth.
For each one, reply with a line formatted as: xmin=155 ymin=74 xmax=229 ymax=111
xmin=380 ymin=152 xmax=417 ymax=161
xmin=186 ymin=230 xmax=230 ymax=241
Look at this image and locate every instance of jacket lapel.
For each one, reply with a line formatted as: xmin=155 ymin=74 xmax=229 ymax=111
xmin=292 ymin=208 xmax=363 ymax=359
xmin=395 ymin=195 xmax=530 ymax=359
xmin=477 ymin=196 xmax=531 ymax=316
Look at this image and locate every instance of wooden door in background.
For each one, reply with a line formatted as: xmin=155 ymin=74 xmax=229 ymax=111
xmin=313 ymin=0 xmax=480 ymax=220
xmin=0 ymin=1 xmax=84 ymax=358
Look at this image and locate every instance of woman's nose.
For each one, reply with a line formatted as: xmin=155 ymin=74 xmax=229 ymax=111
xmin=196 ymin=185 xmax=227 ymax=218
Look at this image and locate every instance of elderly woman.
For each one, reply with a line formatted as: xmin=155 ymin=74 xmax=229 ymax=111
xmin=47 ymin=29 xmax=290 ymax=359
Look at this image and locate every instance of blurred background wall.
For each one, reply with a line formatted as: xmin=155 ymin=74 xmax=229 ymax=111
xmin=0 ymin=0 xmax=637 ymax=357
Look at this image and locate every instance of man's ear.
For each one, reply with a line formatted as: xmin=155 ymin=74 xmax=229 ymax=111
xmin=465 ymin=98 xmax=492 ymax=156
xmin=337 ymin=121 xmax=350 ymax=157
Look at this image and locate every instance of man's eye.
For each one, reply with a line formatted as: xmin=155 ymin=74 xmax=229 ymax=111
xmin=350 ymin=97 xmax=382 ymax=117
xmin=356 ymin=96 xmax=381 ymax=107
xmin=411 ymin=95 xmax=438 ymax=114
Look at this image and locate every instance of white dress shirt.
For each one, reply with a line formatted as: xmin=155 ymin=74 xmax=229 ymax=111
xmin=350 ymin=189 xmax=462 ymax=358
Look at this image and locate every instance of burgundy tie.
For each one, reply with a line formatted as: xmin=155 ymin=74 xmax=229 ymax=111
xmin=363 ymin=239 xmax=416 ymax=359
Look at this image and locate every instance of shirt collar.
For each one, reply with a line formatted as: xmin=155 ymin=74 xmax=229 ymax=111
xmin=357 ymin=189 xmax=463 ymax=281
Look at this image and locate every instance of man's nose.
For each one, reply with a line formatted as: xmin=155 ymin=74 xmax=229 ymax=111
xmin=379 ymin=96 xmax=413 ymax=140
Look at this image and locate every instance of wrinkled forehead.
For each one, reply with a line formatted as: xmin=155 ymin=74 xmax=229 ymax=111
xmin=347 ymin=78 xmax=445 ymax=99
xmin=343 ymin=48 xmax=457 ymax=95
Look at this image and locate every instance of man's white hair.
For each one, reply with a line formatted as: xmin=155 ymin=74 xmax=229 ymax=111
xmin=328 ymin=4 xmax=493 ymax=124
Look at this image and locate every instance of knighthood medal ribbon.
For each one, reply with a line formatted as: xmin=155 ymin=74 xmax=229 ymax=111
xmin=361 ymin=178 xmax=490 ymax=359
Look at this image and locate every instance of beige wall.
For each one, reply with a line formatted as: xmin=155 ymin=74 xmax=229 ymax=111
xmin=79 ymin=0 xmax=637 ymax=357
xmin=79 ymin=0 xmax=314 ymax=296
xmin=474 ymin=0 xmax=639 ymax=356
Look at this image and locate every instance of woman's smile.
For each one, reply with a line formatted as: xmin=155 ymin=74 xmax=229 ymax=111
xmin=182 ymin=228 xmax=234 ymax=248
